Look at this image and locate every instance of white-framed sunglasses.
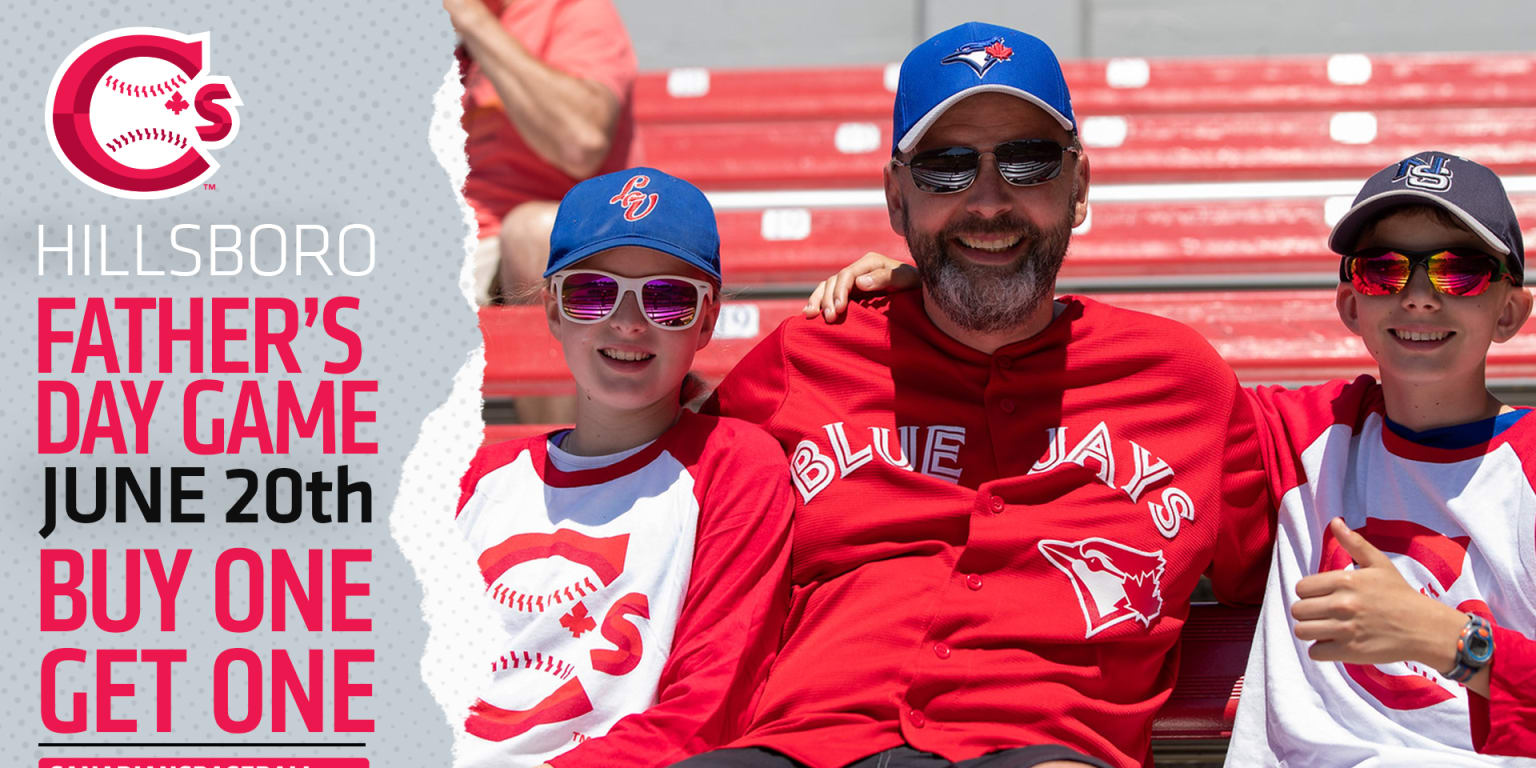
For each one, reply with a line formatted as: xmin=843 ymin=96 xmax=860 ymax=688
xmin=551 ymin=269 xmax=715 ymax=330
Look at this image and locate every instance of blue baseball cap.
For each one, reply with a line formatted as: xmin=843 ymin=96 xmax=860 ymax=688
xmin=544 ymin=167 xmax=722 ymax=281
xmin=891 ymin=22 xmax=1076 ymax=155
xmin=1329 ymin=151 xmax=1524 ymax=283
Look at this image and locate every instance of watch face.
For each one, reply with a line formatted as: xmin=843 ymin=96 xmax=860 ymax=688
xmin=1467 ymin=621 xmax=1495 ymax=664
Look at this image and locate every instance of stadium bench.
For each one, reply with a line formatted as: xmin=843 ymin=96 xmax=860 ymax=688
xmin=635 ymin=53 xmax=1536 ymax=123
xmin=635 ymin=108 xmax=1536 ymax=189
xmin=716 ymin=194 xmax=1536 ymax=291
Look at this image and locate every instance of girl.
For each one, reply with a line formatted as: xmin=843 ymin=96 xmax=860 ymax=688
xmin=456 ymin=168 xmax=794 ymax=768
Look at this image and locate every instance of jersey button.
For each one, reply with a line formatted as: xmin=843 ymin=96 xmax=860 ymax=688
xmin=966 ymin=573 xmax=983 ymax=591
xmin=998 ymin=357 xmax=1014 ymax=370
xmin=933 ymin=642 xmax=952 ymax=659
xmin=999 ymin=398 xmax=1016 ymax=414
xmin=909 ymin=708 xmax=927 ymax=728
xmin=989 ymin=496 xmax=1005 ymax=513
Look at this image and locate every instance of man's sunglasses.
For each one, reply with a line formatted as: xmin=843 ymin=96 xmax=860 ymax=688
xmin=1340 ymin=247 xmax=1520 ymax=297
xmin=892 ymin=139 xmax=1081 ymax=195
xmin=551 ymin=269 xmax=714 ymax=330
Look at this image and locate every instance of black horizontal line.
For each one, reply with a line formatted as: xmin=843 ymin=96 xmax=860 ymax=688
xmin=38 ymin=742 xmax=367 ymax=748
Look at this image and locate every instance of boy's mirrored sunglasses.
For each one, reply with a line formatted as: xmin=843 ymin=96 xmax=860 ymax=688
xmin=892 ymin=139 xmax=1080 ymax=194
xmin=1340 ymin=247 xmax=1519 ymax=297
xmin=551 ymin=269 xmax=714 ymax=330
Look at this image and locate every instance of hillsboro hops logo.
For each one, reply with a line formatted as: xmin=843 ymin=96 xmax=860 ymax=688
xmin=1039 ymin=537 xmax=1166 ymax=638
xmin=1392 ymin=154 xmax=1455 ymax=192
xmin=47 ymin=28 xmax=242 ymax=199
xmin=941 ymin=37 xmax=1014 ymax=78
xmin=608 ymin=174 xmax=659 ymax=221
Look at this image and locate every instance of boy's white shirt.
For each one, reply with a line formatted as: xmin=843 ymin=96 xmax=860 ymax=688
xmin=1229 ymin=387 xmax=1536 ymax=767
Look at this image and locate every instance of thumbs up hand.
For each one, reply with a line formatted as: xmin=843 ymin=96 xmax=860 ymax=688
xmin=1291 ymin=518 xmax=1466 ymax=672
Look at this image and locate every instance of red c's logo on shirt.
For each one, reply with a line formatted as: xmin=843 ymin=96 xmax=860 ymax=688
xmin=1318 ymin=518 xmax=1473 ymax=710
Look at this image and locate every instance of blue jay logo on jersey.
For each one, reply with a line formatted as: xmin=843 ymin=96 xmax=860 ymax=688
xmin=941 ymin=37 xmax=1014 ymax=79
xmin=1040 ymin=537 xmax=1166 ymax=638
xmin=1392 ymin=155 xmax=1454 ymax=192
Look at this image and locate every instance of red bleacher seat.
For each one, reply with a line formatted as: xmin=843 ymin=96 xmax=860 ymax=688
xmin=1155 ymin=604 xmax=1258 ymax=740
xmin=717 ymin=194 xmax=1536 ymax=288
xmin=481 ymin=291 xmax=1536 ymax=398
xmin=483 ymin=422 xmax=564 ymax=445
xmin=636 ymin=108 xmax=1536 ymax=189
xmin=635 ymin=53 xmax=1536 ymax=124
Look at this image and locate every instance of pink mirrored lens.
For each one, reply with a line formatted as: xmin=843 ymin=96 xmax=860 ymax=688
xmin=561 ymin=273 xmax=619 ymax=321
xmin=641 ymin=278 xmax=700 ymax=327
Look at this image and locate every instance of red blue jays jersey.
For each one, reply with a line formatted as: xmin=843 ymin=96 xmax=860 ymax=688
xmin=1230 ymin=376 xmax=1536 ymax=766
xmin=707 ymin=292 xmax=1276 ymax=768
xmin=454 ymin=410 xmax=793 ymax=767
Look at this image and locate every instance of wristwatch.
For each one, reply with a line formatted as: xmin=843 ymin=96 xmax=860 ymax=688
xmin=1446 ymin=613 xmax=1494 ymax=683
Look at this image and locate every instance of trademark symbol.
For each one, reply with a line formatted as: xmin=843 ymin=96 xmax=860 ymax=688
xmin=203 ymin=182 xmax=217 ymax=190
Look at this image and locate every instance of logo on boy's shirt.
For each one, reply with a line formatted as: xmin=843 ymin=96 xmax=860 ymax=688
xmin=1040 ymin=537 xmax=1166 ymax=638
xmin=1319 ymin=518 xmax=1474 ymax=711
xmin=1392 ymin=154 xmax=1455 ymax=192
xmin=47 ymin=27 xmax=241 ymax=198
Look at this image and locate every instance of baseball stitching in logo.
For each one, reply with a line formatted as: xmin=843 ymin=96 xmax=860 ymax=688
xmin=46 ymin=27 xmax=242 ymax=199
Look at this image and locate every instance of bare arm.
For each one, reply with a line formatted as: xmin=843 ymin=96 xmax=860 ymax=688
xmin=446 ymin=0 xmax=623 ymax=178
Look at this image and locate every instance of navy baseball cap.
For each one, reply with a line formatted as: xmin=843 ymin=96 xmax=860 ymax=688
xmin=891 ymin=22 xmax=1076 ymax=155
xmin=544 ymin=167 xmax=722 ymax=281
xmin=1329 ymin=150 xmax=1524 ymax=282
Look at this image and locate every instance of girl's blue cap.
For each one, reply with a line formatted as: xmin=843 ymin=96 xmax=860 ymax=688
xmin=545 ymin=167 xmax=722 ymax=281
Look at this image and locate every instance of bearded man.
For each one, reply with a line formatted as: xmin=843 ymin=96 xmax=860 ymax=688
xmin=683 ymin=22 xmax=1276 ymax=768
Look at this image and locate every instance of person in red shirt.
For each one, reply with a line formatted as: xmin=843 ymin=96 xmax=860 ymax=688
xmin=676 ymin=22 xmax=1274 ymax=768
xmin=445 ymin=0 xmax=638 ymax=306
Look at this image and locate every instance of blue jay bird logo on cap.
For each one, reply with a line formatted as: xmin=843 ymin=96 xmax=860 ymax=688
xmin=941 ymin=37 xmax=1014 ymax=79
xmin=1392 ymin=155 xmax=1455 ymax=192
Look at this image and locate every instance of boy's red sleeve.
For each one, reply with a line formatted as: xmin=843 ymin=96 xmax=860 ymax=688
xmin=1204 ymin=380 xmax=1280 ymax=605
xmin=546 ymin=421 xmax=795 ymax=767
xmin=1470 ymin=622 xmax=1536 ymax=755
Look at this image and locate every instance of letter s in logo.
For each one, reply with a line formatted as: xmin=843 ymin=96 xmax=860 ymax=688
xmin=590 ymin=593 xmax=650 ymax=676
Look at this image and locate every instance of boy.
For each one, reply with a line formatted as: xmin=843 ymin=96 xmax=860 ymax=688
xmin=1228 ymin=151 xmax=1536 ymax=764
xmin=455 ymin=168 xmax=794 ymax=767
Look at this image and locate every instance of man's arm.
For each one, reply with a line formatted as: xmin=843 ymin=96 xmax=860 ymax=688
xmin=445 ymin=0 xmax=625 ymax=178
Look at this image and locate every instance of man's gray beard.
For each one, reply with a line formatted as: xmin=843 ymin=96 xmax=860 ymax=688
xmin=904 ymin=206 xmax=1073 ymax=333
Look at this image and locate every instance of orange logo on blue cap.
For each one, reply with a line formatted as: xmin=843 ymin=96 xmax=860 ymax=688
xmin=608 ymin=174 xmax=659 ymax=221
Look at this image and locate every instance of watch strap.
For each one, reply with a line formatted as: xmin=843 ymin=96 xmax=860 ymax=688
xmin=1446 ymin=613 xmax=1494 ymax=683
